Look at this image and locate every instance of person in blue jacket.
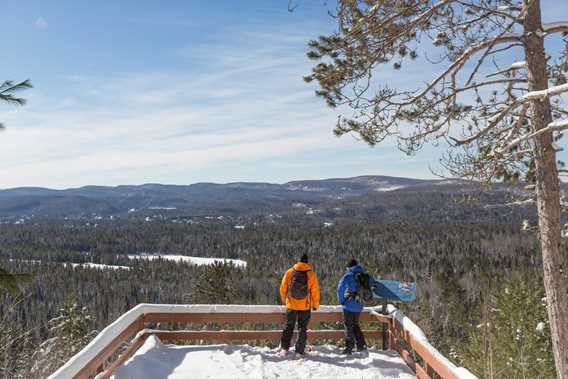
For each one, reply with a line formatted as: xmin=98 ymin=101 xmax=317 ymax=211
xmin=337 ymin=259 xmax=370 ymax=354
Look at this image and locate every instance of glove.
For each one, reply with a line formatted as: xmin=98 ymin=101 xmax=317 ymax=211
xmin=345 ymin=289 xmax=357 ymax=299
xmin=312 ymin=307 xmax=318 ymax=311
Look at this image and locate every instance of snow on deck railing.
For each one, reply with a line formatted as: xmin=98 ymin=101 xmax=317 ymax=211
xmin=373 ymin=304 xmax=477 ymax=379
xmin=48 ymin=304 xmax=477 ymax=379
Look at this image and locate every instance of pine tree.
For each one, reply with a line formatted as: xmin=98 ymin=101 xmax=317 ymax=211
xmin=0 ymin=268 xmax=33 ymax=296
xmin=464 ymin=275 xmax=555 ymax=378
xmin=30 ymin=298 xmax=97 ymax=378
xmin=0 ymin=79 xmax=32 ymax=131
xmin=191 ymin=262 xmax=244 ymax=304
xmin=305 ymin=1 xmax=568 ymax=376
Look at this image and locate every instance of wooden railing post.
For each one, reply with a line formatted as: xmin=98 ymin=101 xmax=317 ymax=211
xmin=381 ymin=322 xmax=389 ymax=350
xmin=381 ymin=300 xmax=389 ymax=350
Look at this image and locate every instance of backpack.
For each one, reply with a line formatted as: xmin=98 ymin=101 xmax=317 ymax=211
xmin=354 ymin=272 xmax=373 ymax=303
xmin=288 ymin=269 xmax=309 ymax=300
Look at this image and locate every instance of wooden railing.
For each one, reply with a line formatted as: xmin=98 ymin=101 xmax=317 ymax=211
xmin=47 ymin=304 xmax=477 ymax=379
xmin=376 ymin=305 xmax=477 ymax=379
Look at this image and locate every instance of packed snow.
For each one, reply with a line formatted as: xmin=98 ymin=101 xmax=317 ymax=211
xmin=110 ymin=336 xmax=416 ymax=379
xmin=127 ymin=254 xmax=247 ymax=268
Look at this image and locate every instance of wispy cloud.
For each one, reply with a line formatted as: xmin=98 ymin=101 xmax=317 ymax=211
xmin=34 ymin=17 xmax=48 ymax=30
xmin=0 ymin=23 xmax=365 ymax=188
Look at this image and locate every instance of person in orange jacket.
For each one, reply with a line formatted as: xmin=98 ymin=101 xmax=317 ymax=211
xmin=279 ymin=253 xmax=320 ymax=355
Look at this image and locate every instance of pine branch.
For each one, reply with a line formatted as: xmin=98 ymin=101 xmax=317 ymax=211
xmin=401 ymin=35 xmax=522 ymax=106
xmin=486 ymin=61 xmax=527 ymax=78
xmin=497 ymin=119 xmax=568 ymax=153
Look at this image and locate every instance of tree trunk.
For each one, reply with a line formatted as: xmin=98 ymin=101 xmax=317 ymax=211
xmin=524 ymin=1 xmax=568 ymax=377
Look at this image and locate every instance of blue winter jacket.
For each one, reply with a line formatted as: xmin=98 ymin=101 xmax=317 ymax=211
xmin=337 ymin=265 xmax=371 ymax=313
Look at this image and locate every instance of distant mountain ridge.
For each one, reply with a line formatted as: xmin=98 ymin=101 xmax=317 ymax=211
xmin=0 ymin=175 xmax=489 ymax=218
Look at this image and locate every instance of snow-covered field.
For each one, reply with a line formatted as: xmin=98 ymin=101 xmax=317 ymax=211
xmin=111 ymin=336 xmax=416 ymax=379
xmin=63 ymin=262 xmax=130 ymax=270
xmin=5 ymin=259 xmax=129 ymax=270
xmin=127 ymin=254 xmax=247 ymax=268
xmin=5 ymin=255 xmax=247 ymax=271
xmin=375 ymin=185 xmax=407 ymax=192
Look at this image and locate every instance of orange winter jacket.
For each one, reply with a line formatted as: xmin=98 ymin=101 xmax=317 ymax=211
xmin=280 ymin=262 xmax=320 ymax=311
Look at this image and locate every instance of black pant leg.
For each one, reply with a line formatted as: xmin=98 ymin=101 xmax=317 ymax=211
xmin=295 ymin=310 xmax=311 ymax=354
xmin=280 ymin=310 xmax=297 ymax=350
xmin=352 ymin=311 xmax=367 ymax=349
xmin=343 ymin=310 xmax=356 ymax=351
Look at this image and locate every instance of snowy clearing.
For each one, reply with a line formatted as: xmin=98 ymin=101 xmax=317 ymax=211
xmin=111 ymin=336 xmax=416 ymax=379
xmin=375 ymin=185 xmax=406 ymax=192
xmin=127 ymin=254 xmax=247 ymax=268
xmin=5 ymin=259 xmax=129 ymax=270
xmin=63 ymin=262 xmax=131 ymax=270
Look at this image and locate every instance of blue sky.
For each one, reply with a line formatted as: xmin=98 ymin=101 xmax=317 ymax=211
xmin=0 ymin=1 xmax=566 ymax=188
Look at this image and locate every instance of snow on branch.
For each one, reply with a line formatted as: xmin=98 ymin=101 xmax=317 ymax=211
xmin=497 ymin=5 xmax=523 ymax=12
xmin=548 ymin=119 xmax=568 ymax=131
xmin=472 ymin=84 xmax=568 ymax=148
xmin=497 ymin=119 xmax=568 ymax=153
xmin=486 ymin=61 xmax=527 ymax=78
xmin=542 ymin=21 xmax=568 ymax=35
xmin=511 ymin=61 xmax=527 ymax=69
xmin=521 ymin=83 xmax=568 ymax=102
xmin=485 ymin=198 xmax=535 ymax=209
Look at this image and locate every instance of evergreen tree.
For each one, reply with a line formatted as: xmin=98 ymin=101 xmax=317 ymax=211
xmin=191 ymin=262 xmax=244 ymax=304
xmin=0 ymin=268 xmax=32 ymax=296
xmin=0 ymin=79 xmax=32 ymax=130
xmin=464 ymin=275 xmax=555 ymax=378
xmin=30 ymin=298 xmax=97 ymax=378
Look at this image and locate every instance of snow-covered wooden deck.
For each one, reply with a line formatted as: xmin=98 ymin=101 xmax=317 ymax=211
xmin=111 ymin=337 xmax=417 ymax=379
xmin=48 ymin=304 xmax=477 ymax=379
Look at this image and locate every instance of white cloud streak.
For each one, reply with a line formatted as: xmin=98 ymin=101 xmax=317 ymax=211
xmin=34 ymin=17 xmax=48 ymax=29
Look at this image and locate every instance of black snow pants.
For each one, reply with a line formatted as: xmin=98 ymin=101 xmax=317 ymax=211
xmin=343 ymin=309 xmax=367 ymax=352
xmin=280 ymin=309 xmax=311 ymax=354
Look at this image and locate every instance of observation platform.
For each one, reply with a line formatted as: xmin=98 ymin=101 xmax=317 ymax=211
xmin=47 ymin=304 xmax=477 ymax=379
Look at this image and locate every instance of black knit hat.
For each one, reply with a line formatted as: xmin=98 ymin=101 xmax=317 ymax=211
xmin=347 ymin=259 xmax=358 ymax=268
xmin=300 ymin=253 xmax=309 ymax=263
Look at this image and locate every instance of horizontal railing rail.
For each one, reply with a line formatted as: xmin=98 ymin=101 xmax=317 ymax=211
xmin=47 ymin=304 xmax=477 ymax=379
